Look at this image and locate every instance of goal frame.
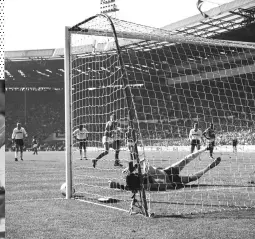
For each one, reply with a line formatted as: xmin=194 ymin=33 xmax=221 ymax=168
xmin=64 ymin=14 xmax=149 ymax=216
xmin=64 ymin=26 xmax=73 ymax=200
xmin=64 ymin=14 xmax=255 ymax=217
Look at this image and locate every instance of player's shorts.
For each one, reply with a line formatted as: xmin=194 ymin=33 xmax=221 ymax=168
xmin=102 ymin=136 xmax=120 ymax=149
xmin=232 ymin=142 xmax=237 ymax=146
xmin=208 ymin=140 xmax=215 ymax=148
xmin=15 ymin=139 xmax=24 ymax=147
xmin=190 ymin=139 xmax=201 ymax=146
xmin=102 ymin=136 xmax=114 ymax=144
xmin=33 ymin=144 xmax=38 ymax=148
xmin=77 ymin=139 xmax=87 ymax=149
xmin=163 ymin=167 xmax=182 ymax=184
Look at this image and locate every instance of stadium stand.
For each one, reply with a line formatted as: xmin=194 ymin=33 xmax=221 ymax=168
xmin=5 ymin=89 xmax=64 ymax=150
xmin=5 ymin=0 xmax=255 ymax=150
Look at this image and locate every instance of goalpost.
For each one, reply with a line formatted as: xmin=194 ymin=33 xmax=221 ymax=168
xmin=65 ymin=14 xmax=255 ymax=217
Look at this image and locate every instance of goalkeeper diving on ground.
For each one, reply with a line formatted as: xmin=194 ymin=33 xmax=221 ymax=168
xmin=109 ymin=147 xmax=221 ymax=191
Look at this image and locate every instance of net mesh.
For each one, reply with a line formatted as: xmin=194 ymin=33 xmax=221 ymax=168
xmin=68 ymin=15 xmax=255 ymax=216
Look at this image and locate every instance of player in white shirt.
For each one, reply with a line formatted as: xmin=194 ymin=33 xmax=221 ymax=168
xmin=73 ymin=124 xmax=89 ymax=160
xmin=189 ymin=123 xmax=203 ymax=153
xmin=12 ymin=123 xmax=28 ymax=161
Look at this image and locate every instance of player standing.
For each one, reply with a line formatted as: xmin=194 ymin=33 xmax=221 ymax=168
xmin=12 ymin=123 xmax=28 ymax=161
xmin=92 ymin=114 xmax=123 ymax=168
xmin=232 ymin=137 xmax=238 ymax=153
xmin=73 ymin=124 xmax=89 ymax=160
xmin=189 ymin=123 xmax=203 ymax=154
xmin=203 ymin=123 xmax=216 ymax=159
xmin=125 ymin=126 xmax=139 ymax=163
xmin=32 ymin=136 xmax=38 ymax=155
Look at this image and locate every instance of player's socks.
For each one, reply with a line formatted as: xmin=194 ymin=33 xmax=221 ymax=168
xmin=92 ymin=159 xmax=98 ymax=168
xmin=114 ymin=160 xmax=123 ymax=167
xmin=109 ymin=181 xmax=125 ymax=190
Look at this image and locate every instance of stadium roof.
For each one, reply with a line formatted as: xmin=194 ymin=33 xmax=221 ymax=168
xmin=5 ymin=0 xmax=255 ymax=62
xmin=162 ymin=0 xmax=255 ymax=42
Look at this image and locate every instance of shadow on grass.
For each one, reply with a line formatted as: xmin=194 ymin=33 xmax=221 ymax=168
xmin=152 ymin=208 xmax=255 ymax=219
xmin=184 ymin=183 xmax=255 ymax=189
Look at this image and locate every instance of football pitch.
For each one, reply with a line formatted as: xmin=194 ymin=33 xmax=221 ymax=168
xmin=5 ymin=150 xmax=255 ymax=239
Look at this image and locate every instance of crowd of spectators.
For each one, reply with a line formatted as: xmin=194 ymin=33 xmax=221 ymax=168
xmin=218 ymin=129 xmax=255 ymax=145
xmin=5 ymin=89 xmax=64 ymax=150
xmin=5 ymin=88 xmax=255 ymax=151
xmin=139 ymin=121 xmax=255 ymax=146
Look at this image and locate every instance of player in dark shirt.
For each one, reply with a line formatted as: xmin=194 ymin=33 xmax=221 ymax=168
xmin=203 ymin=123 xmax=216 ymax=159
xmin=125 ymin=126 xmax=139 ymax=163
xmin=92 ymin=114 xmax=123 ymax=168
xmin=232 ymin=138 xmax=238 ymax=153
xmin=32 ymin=136 xmax=38 ymax=155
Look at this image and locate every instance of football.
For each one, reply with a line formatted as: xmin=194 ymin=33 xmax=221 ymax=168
xmin=60 ymin=182 xmax=75 ymax=196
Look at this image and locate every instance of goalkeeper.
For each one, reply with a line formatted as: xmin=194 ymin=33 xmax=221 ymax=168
xmin=109 ymin=147 xmax=221 ymax=191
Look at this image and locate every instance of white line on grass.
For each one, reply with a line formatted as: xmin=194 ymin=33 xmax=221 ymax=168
xmin=7 ymin=197 xmax=64 ymax=203
xmin=75 ymin=198 xmax=130 ymax=213
xmin=7 ymin=186 xmax=254 ymax=204
xmin=7 ymin=197 xmax=130 ymax=214
xmin=7 ymin=197 xmax=143 ymax=216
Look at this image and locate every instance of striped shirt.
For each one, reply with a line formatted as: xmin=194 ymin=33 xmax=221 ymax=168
xmin=104 ymin=121 xmax=117 ymax=137
xmin=203 ymin=127 xmax=216 ymax=140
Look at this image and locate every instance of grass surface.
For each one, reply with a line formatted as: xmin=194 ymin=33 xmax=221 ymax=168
xmin=6 ymin=150 xmax=255 ymax=239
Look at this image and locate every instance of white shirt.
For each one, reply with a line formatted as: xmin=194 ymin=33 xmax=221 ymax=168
xmin=189 ymin=129 xmax=202 ymax=141
xmin=73 ymin=128 xmax=88 ymax=140
xmin=12 ymin=127 xmax=28 ymax=140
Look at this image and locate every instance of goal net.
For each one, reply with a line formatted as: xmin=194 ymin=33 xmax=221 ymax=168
xmin=65 ymin=14 xmax=255 ymax=216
